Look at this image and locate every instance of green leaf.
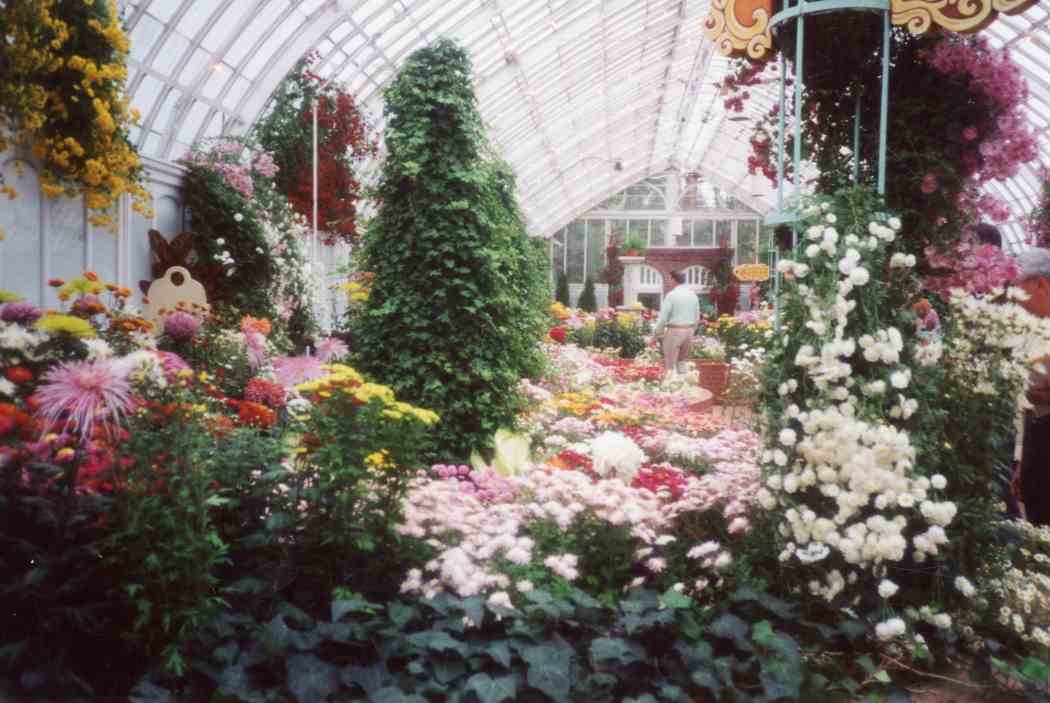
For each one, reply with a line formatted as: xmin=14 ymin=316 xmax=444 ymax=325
xmin=873 ymin=670 xmax=892 ymax=683
xmin=659 ymin=588 xmax=692 ymax=610
xmin=387 ymin=601 xmax=418 ymax=629
xmin=286 ymin=654 xmax=339 ymax=703
xmin=342 ymin=664 xmax=388 ymax=696
xmin=479 ymin=640 xmax=512 ymax=669
xmin=463 ymin=672 xmax=517 ymax=703
xmin=405 ymin=630 xmax=468 ymax=657
xmin=590 ymin=637 xmax=643 ymax=667
xmin=520 ymin=642 xmax=572 ymax=703
xmin=691 ymin=669 xmax=722 ymax=697
xmin=434 ymin=657 xmax=467 ymax=684
xmin=372 ymin=686 xmax=426 ymax=703
xmin=332 ymin=599 xmax=372 ymax=622
xmin=710 ymin=613 xmax=753 ymax=652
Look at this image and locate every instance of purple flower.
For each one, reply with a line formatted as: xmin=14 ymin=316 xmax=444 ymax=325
xmin=32 ymin=360 xmax=133 ymax=443
xmin=1 ymin=301 xmax=43 ymax=325
xmin=163 ymin=311 xmax=199 ymax=343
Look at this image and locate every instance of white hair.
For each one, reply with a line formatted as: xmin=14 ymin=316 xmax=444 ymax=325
xmin=1017 ymin=248 xmax=1050 ymax=282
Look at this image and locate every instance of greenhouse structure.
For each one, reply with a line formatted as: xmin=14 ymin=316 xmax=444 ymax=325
xmin=3 ymin=0 xmax=1050 ymax=701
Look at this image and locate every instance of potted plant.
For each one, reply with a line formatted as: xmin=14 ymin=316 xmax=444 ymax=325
xmin=620 ymin=235 xmax=648 ymax=258
xmin=689 ymin=337 xmax=731 ymax=398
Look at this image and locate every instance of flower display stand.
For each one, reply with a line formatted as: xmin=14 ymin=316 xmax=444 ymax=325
xmin=695 ymin=360 xmax=730 ymax=399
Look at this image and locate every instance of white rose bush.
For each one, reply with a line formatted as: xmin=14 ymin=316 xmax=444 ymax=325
xmin=757 ymin=188 xmax=1050 ymax=666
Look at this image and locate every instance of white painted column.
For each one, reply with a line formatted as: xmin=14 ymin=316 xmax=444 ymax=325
xmin=619 ymin=255 xmax=645 ymax=308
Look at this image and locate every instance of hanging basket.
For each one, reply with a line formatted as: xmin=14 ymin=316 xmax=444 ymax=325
xmin=695 ymin=360 xmax=731 ymax=398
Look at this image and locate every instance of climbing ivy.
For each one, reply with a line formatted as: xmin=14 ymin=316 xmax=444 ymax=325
xmin=351 ymin=39 xmax=548 ymax=458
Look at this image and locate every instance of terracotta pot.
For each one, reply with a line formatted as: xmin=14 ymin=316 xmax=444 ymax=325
xmin=625 ymin=249 xmax=638 ymax=257
xmin=694 ymin=359 xmax=731 ymax=398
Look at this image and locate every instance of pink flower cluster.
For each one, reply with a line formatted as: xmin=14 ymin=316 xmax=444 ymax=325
xmin=924 ymin=236 xmax=1020 ymax=299
xmin=922 ymin=36 xmax=1038 ymax=184
xmin=431 ymin=463 xmax=517 ymax=503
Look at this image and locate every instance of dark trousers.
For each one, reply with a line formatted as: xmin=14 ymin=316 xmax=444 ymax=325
xmin=1020 ymin=412 xmax=1050 ymax=526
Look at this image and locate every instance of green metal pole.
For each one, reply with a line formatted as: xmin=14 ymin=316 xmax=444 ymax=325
xmin=777 ymin=52 xmax=786 ymax=212
xmin=792 ymin=4 xmax=804 ymax=247
xmin=853 ymin=88 xmax=861 ymax=184
xmin=878 ymin=10 xmax=890 ymax=195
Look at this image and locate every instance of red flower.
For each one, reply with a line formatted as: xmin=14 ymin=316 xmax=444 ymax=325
xmin=238 ymin=401 xmax=277 ymax=429
xmin=548 ymin=326 xmax=567 ymax=343
xmin=244 ymin=377 xmax=287 ymax=408
xmin=5 ymin=366 xmax=33 ymax=384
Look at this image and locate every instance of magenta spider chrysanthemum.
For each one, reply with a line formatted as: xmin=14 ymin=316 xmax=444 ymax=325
xmin=273 ymin=355 xmax=325 ymax=388
xmin=32 ymin=360 xmax=134 ymax=443
xmin=315 ymin=337 xmax=349 ymax=363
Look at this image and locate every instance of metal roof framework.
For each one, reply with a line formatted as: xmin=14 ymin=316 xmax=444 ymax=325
xmin=120 ymin=0 xmax=1050 ymax=248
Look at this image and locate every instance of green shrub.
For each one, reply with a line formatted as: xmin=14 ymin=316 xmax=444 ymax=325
xmin=351 ymin=39 xmax=547 ymax=458
xmin=142 ymin=585 xmax=884 ymax=702
xmin=578 ymin=276 xmax=597 ymax=312
xmin=555 ymin=269 xmax=571 ymax=307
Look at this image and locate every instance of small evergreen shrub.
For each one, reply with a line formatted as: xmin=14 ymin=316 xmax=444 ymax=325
xmin=555 ymin=269 xmax=571 ymax=307
xmin=578 ymin=275 xmax=597 ymax=312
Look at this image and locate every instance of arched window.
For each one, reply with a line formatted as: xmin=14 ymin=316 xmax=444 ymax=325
xmin=684 ymin=265 xmax=712 ymax=291
xmin=639 ymin=265 xmax=664 ymax=290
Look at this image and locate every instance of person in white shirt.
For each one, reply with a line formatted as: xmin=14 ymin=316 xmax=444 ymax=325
xmin=651 ymin=270 xmax=701 ymax=377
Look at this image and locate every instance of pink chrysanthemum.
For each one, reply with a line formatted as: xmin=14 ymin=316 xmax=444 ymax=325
xmin=315 ymin=337 xmax=348 ymax=363
xmin=163 ymin=311 xmax=199 ymax=343
xmin=155 ymin=351 xmax=190 ymax=383
xmin=32 ymin=360 xmax=133 ymax=443
xmin=243 ymin=331 xmax=267 ymax=369
xmin=273 ymin=355 xmax=325 ymax=388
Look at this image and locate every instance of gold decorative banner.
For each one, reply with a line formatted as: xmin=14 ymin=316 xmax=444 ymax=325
xmin=705 ymin=0 xmax=1039 ymax=59
xmin=892 ymin=0 xmax=1037 ymax=34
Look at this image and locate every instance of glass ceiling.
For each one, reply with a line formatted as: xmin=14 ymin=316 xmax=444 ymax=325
xmin=119 ymin=0 xmax=1049 ymax=248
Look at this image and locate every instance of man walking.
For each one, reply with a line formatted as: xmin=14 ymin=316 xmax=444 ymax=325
xmin=652 ymin=269 xmax=701 ymax=378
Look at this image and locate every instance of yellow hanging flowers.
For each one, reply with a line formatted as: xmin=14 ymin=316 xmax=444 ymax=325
xmin=296 ymin=364 xmax=440 ymax=426
xmin=0 ymin=0 xmax=152 ymax=231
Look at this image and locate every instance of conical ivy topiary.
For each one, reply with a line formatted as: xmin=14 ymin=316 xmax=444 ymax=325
xmin=555 ymin=270 xmax=571 ymax=307
xmin=351 ymin=39 xmax=548 ymax=458
xmin=578 ymin=276 xmax=597 ymax=312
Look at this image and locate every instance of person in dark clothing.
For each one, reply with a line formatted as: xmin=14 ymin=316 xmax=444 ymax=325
xmin=1014 ymin=248 xmax=1050 ymax=525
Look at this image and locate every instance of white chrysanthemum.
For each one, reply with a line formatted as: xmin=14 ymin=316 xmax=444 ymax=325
xmin=875 ymin=617 xmax=907 ymax=641
xmin=779 ymin=428 xmax=798 ymax=446
xmin=83 ymin=338 xmax=114 ymax=361
xmin=805 ymin=244 xmax=820 ymax=258
xmin=888 ymin=217 xmax=901 ymax=230
xmin=0 ymin=377 xmax=15 ymax=397
xmin=955 ymin=576 xmax=976 ymax=598
xmin=590 ymin=431 xmax=646 ymax=481
xmin=930 ymin=474 xmax=947 ymax=490
xmin=849 ymin=267 xmax=870 ymax=286
xmin=878 ymin=579 xmax=899 ymax=599
xmin=890 ymin=369 xmax=910 ymax=389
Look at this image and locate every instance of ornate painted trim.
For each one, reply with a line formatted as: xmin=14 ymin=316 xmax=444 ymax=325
xmin=705 ymin=0 xmax=1038 ymax=59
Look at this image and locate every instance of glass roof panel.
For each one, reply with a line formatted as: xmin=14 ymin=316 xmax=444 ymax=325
xmin=121 ymin=0 xmax=1050 ymax=240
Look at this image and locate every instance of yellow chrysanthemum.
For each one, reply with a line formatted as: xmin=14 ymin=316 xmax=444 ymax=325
xmin=36 ymin=314 xmax=96 ymax=337
xmin=0 ymin=289 xmax=24 ymax=303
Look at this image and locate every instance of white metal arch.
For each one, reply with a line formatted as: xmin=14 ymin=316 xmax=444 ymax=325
xmin=118 ymin=0 xmax=1050 ymax=249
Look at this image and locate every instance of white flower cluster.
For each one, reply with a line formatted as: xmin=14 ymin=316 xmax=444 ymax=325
xmin=590 ymin=431 xmax=646 ymax=481
xmin=763 ymin=200 xmax=961 ymax=614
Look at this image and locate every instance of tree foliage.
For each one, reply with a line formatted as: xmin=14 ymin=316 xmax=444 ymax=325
xmin=351 ymin=39 xmax=548 ymax=458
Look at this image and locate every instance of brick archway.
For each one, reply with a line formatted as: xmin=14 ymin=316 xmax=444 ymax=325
xmin=642 ymin=248 xmax=733 ymax=294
